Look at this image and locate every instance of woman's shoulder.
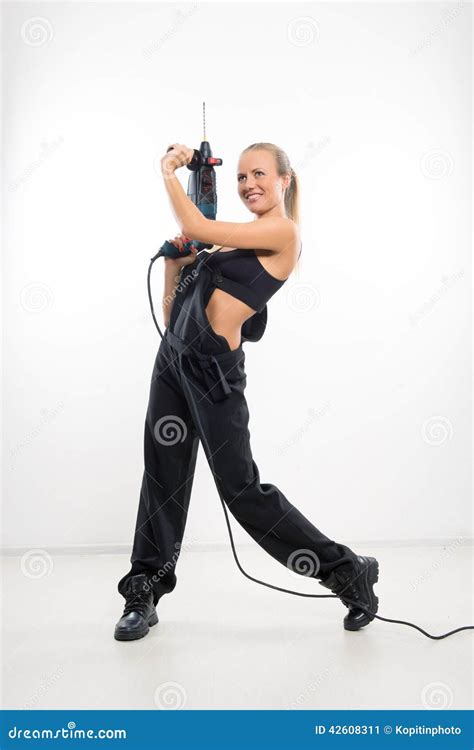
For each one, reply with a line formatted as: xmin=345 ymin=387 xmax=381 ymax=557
xmin=253 ymin=218 xmax=300 ymax=279
xmin=278 ymin=217 xmax=300 ymax=248
xmin=278 ymin=217 xmax=300 ymax=255
xmin=265 ymin=215 xmax=298 ymax=232
xmin=262 ymin=216 xmax=300 ymax=252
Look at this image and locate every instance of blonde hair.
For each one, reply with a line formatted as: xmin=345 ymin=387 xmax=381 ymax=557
xmin=240 ymin=142 xmax=302 ymax=277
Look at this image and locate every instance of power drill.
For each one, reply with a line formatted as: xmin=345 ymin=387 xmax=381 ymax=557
xmin=153 ymin=102 xmax=222 ymax=261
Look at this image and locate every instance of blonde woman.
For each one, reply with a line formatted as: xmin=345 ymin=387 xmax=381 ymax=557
xmin=114 ymin=142 xmax=379 ymax=641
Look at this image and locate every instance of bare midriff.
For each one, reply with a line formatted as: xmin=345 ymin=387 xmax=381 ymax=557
xmin=204 ymin=244 xmax=296 ymax=351
xmin=205 ymin=288 xmax=257 ymax=350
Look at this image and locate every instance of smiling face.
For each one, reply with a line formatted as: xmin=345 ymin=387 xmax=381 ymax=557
xmin=237 ymin=149 xmax=291 ymax=218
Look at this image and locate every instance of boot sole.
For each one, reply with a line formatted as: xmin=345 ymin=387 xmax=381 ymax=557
xmin=343 ymin=557 xmax=379 ymax=631
xmin=114 ymin=610 xmax=159 ymax=641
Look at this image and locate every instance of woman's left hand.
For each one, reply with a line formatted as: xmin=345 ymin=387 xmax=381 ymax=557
xmin=161 ymin=143 xmax=194 ymax=177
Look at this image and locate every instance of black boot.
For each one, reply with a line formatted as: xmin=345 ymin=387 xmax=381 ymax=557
xmin=114 ymin=573 xmax=158 ymax=641
xmin=319 ymin=555 xmax=379 ymax=631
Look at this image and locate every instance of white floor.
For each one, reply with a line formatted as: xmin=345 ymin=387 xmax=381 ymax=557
xmin=2 ymin=544 xmax=472 ymax=710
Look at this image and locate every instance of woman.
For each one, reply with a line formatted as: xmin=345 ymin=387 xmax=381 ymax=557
xmin=115 ymin=142 xmax=379 ymax=641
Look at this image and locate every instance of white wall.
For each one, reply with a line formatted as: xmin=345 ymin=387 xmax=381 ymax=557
xmin=2 ymin=1 xmax=471 ymax=551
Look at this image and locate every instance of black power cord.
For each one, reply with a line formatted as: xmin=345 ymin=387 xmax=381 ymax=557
xmin=147 ymin=254 xmax=473 ymax=640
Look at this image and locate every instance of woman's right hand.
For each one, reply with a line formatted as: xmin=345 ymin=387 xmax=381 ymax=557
xmin=165 ymin=234 xmax=198 ymax=267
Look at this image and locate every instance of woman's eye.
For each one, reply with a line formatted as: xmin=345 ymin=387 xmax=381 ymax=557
xmin=238 ymin=172 xmax=264 ymax=182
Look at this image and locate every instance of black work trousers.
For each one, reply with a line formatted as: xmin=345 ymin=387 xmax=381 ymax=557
xmin=117 ymin=324 xmax=358 ymax=607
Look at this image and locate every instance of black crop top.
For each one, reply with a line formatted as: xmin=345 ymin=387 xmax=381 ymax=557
xmin=206 ymin=245 xmax=301 ymax=314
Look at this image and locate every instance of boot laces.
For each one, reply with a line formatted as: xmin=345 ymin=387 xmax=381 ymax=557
xmin=339 ymin=582 xmax=361 ymax=606
xmin=336 ymin=570 xmax=364 ymax=606
xmin=123 ymin=590 xmax=151 ymax=617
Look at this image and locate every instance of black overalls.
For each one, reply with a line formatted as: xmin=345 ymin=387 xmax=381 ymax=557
xmin=118 ymin=250 xmax=357 ymax=606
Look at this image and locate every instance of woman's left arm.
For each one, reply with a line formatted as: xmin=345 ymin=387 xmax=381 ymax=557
xmin=183 ymin=212 xmax=297 ymax=254
xmin=161 ymin=144 xmax=298 ymax=254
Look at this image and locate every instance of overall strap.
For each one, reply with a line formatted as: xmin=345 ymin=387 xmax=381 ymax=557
xmin=211 ymin=270 xmax=265 ymax=313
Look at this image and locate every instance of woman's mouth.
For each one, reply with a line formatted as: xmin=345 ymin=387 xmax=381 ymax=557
xmin=246 ymin=193 xmax=263 ymax=203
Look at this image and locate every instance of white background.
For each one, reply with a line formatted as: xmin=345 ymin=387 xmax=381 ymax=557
xmin=2 ymin=1 xmax=471 ymax=556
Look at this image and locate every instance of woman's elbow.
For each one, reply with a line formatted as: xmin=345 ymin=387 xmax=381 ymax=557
xmin=182 ymin=218 xmax=207 ymax=243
